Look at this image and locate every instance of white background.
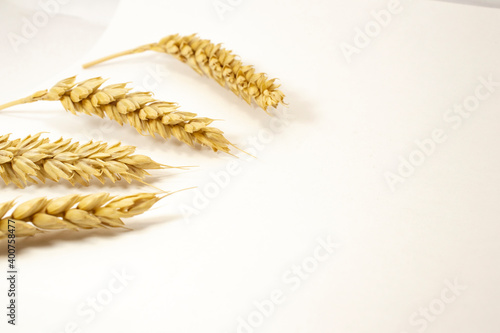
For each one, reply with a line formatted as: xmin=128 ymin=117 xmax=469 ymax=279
xmin=1 ymin=0 xmax=500 ymax=332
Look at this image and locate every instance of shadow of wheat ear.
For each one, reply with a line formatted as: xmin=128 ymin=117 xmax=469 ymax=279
xmin=0 ymin=76 xmax=236 ymax=154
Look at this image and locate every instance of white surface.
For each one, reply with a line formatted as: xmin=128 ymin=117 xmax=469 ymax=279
xmin=435 ymin=0 xmax=500 ymax=8
xmin=1 ymin=0 xmax=500 ymax=332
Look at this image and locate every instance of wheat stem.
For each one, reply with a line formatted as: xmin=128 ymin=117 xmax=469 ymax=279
xmin=82 ymin=44 xmax=153 ymax=68
xmin=0 ymin=97 xmax=36 ymax=110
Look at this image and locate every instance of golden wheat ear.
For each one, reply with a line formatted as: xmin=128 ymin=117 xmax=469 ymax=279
xmin=0 ymin=192 xmax=174 ymax=239
xmin=82 ymin=34 xmax=286 ymax=112
xmin=0 ymin=132 xmax=181 ymax=189
xmin=0 ymin=76 xmax=235 ymax=154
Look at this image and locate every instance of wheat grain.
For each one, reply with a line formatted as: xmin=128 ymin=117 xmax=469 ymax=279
xmin=0 ymin=76 xmax=235 ymax=153
xmin=0 ymin=132 xmax=175 ymax=188
xmin=82 ymin=34 xmax=286 ymax=112
xmin=0 ymin=192 xmax=167 ymax=239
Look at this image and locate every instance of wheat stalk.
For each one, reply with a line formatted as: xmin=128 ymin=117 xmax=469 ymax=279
xmin=0 ymin=132 xmax=175 ymax=188
xmin=0 ymin=192 xmax=168 ymax=239
xmin=0 ymin=76 xmax=235 ymax=153
xmin=82 ymin=34 xmax=286 ymax=112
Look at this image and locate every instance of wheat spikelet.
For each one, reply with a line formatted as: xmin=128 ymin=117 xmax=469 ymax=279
xmin=0 ymin=192 xmax=168 ymax=239
xmin=0 ymin=76 xmax=235 ymax=153
xmin=82 ymin=34 xmax=286 ymax=112
xmin=0 ymin=133 xmax=174 ymax=188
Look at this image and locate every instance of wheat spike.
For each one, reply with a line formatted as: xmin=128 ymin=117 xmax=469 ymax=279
xmin=82 ymin=34 xmax=286 ymax=112
xmin=0 ymin=76 xmax=235 ymax=153
xmin=0 ymin=192 xmax=168 ymax=239
xmin=0 ymin=133 xmax=174 ymax=188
